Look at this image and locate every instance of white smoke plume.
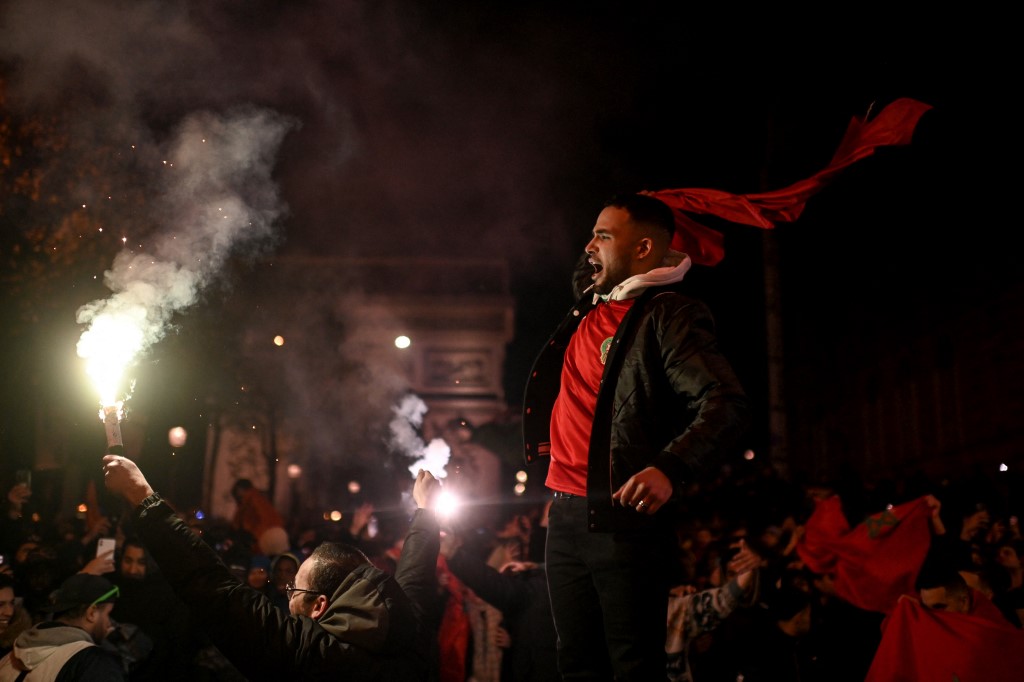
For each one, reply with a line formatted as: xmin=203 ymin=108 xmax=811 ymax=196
xmin=389 ymin=393 xmax=450 ymax=479
xmin=76 ymin=107 xmax=296 ymax=403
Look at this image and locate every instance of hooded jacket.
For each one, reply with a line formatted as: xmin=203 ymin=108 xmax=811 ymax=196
xmin=131 ymin=494 xmax=438 ymax=681
xmin=523 ymin=251 xmax=750 ymax=531
xmin=0 ymin=622 xmax=124 ymax=681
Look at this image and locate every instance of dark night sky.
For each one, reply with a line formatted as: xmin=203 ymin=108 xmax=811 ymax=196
xmin=1 ymin=1 xmax=1017 ymax=492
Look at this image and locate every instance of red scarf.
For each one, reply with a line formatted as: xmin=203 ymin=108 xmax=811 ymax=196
xmin=651 ymin=98 xmax=933 ymax=265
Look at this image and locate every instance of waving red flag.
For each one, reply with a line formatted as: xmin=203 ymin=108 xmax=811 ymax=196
xmin=797 ymin=495 xmax=933 ymax=613
xmin=652 ymin=97 xmax=933 ymax=265
xmin=866 ymin=593 xmax=1024 ymax=682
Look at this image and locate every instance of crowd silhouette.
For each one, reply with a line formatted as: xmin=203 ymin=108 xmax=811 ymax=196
xmin=2 ymin=454 xmax=1023 ymax=680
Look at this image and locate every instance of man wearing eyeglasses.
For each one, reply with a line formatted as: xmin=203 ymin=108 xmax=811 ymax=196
xmin=0 ymin=573 xmax=125 ymax=680
xmin=101 ymin=454 xmax=441 ymax=681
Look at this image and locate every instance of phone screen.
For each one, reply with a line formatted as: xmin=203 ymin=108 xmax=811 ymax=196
xmin=97 ymin=537 xmax=116 ymax=559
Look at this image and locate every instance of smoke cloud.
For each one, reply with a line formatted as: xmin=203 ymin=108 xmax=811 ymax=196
xmin=0 ymin=0 xmax=630 ymax=507
xmin=0 ymin=0 xmax=593 ymax=268
xmin=389 ymin=393 xmax=451 ymax=479
xmin=75 ymin=107 xmax=295 ymax=401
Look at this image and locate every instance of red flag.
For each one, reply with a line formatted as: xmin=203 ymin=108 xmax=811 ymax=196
xmin=797 ymin=495 xmax=932 ymax=613
xmin=866 ymin=593 xmax=1024 ymax=682
xmin=652 ymin=97 xmax=933 ymax=265
xmin=436 ymin=555 xmax=470 ymax=682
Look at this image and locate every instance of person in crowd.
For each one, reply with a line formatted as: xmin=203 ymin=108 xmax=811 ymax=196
xmin=103 ymin=454 xmax=441 ymax=681
xmin=471 ymin=525 xmax=532 ymax=680
xmin=230 ymin=478 xmax=290 ymax=557
xmin=992 ymin=537 xmax=1024 ymax=626
xmin=109 ymin=537 xmax=197 ymax=680
xmin=265 ymin=552 xmax=301 ymax=611
xmin=806 ymin=571 xmax=885 ymax=682
xmin=865 ymin=562 xmax=1024 ymax=681
xmin=0 ymin=574 xmax=31 ymax=658
xmin=729 ymin=579 xmax=822 ymax=681
xmin=440 ymin=524 xmax=546 ymax=682
xmin=117 ymin=539 xmax=148 ymax=582
xmin=916 ymin=563 xmax=1010 ymax=620
xmin=10 ymin=538 xmax=65 ymax=624
xmin=919 ymin=569 xmax=972 ymax=613
xmin=0 ymin=573 xmax=124 ymax=680
xmin=246 ymin=554 xmax=271 ymax=590
xmin=932 ymin=496 xmax=993 ymax=572
xmin=0 ymin=481 xmax=33 ymax=562
xmin=522 ymin=192 xmax=749 ymax=679
xmin=665 ymin=537 xmax=761 ymax=682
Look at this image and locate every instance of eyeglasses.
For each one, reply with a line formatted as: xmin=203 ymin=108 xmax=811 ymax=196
xmin=90 ymin=585 xmax=119 ymax=607
xmin=284 ymin=583 xmax=322 ymax=600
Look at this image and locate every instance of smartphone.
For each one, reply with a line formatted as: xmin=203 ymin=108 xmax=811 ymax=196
xmin=97 ymin=537 xmax=116 ymax=559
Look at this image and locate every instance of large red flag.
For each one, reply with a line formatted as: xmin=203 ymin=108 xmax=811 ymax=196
xmin=797 ymin=494 xmax=932 ymax=613
xmin=652 ymin=97 xmax=933 ymax=265
xmin=866 ymin=593 xmax=1024 ymax=682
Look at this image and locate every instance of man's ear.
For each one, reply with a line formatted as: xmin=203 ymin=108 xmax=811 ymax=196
xmin=635 ymin=237 xmax=653 ymax=260
xmin=310 ymin=594 xmax=331 ymax=620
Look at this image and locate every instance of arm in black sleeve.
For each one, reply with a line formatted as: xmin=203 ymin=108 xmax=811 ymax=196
xmin=131 ymin=494 xmax=385 ymax=681
xmin=394 ymin=508 xmax=441 ymax=626
xmin=444 ymin=549 xmax=531 ymax=613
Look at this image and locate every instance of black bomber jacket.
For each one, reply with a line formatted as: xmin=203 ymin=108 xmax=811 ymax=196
xmin=522 ymin=283 xmax=750 ymax=531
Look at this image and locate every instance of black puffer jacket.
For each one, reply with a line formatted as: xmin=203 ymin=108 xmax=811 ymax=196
xmin=132 ymin=496 xmax=438 ymax=681
xmin=523 ymin=283 xmax=749 ymax=531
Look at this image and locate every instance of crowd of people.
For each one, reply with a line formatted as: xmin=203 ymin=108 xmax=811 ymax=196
xmin=1 ymin=182 xmax=1022 ymax=680
xmin=0 ymin=453 xmax=1021 ymax=681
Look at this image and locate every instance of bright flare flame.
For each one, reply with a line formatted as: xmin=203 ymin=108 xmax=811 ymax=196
xmin=77 ymin=310 xmax=147 ymax=406
xmin=435 ymin=489 xmax=460 ymax=518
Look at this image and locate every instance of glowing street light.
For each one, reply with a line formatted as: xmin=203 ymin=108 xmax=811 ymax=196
xmin=168 ymin=426 xmax=188 ymax=448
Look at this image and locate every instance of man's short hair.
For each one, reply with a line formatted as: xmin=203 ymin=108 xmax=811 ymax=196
xmin=603 ymin=193 xmax=675 ymax=238
xmin=306 ymin=542 xmax=371 ymax=596
xmin=122 ymin=536 xmax=146 ymax=554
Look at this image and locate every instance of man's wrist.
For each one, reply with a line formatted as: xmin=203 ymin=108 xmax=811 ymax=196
xmin=130 ymin=488 xmax=159 ymax=509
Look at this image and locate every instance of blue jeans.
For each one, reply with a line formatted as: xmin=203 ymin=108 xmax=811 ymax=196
xmin=545 ymin=494 xmax=673 ymax=681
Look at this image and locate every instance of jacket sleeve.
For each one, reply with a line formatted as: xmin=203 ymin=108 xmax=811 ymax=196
xmin=650 ymin=295 xmax=750 ymax=484
xmin=394 ymin=508 xmax=441 ymax=626
xmin=132 ymin=495 xmax=386 ymax=681
xmin=445 ymin=550 xmax=531 ymax=613
xmin=666 ymin=577 xmax=752 ymax=655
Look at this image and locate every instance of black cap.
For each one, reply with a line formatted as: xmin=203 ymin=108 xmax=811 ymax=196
xmin=49 ymin=574 xmax=118 ymax=614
